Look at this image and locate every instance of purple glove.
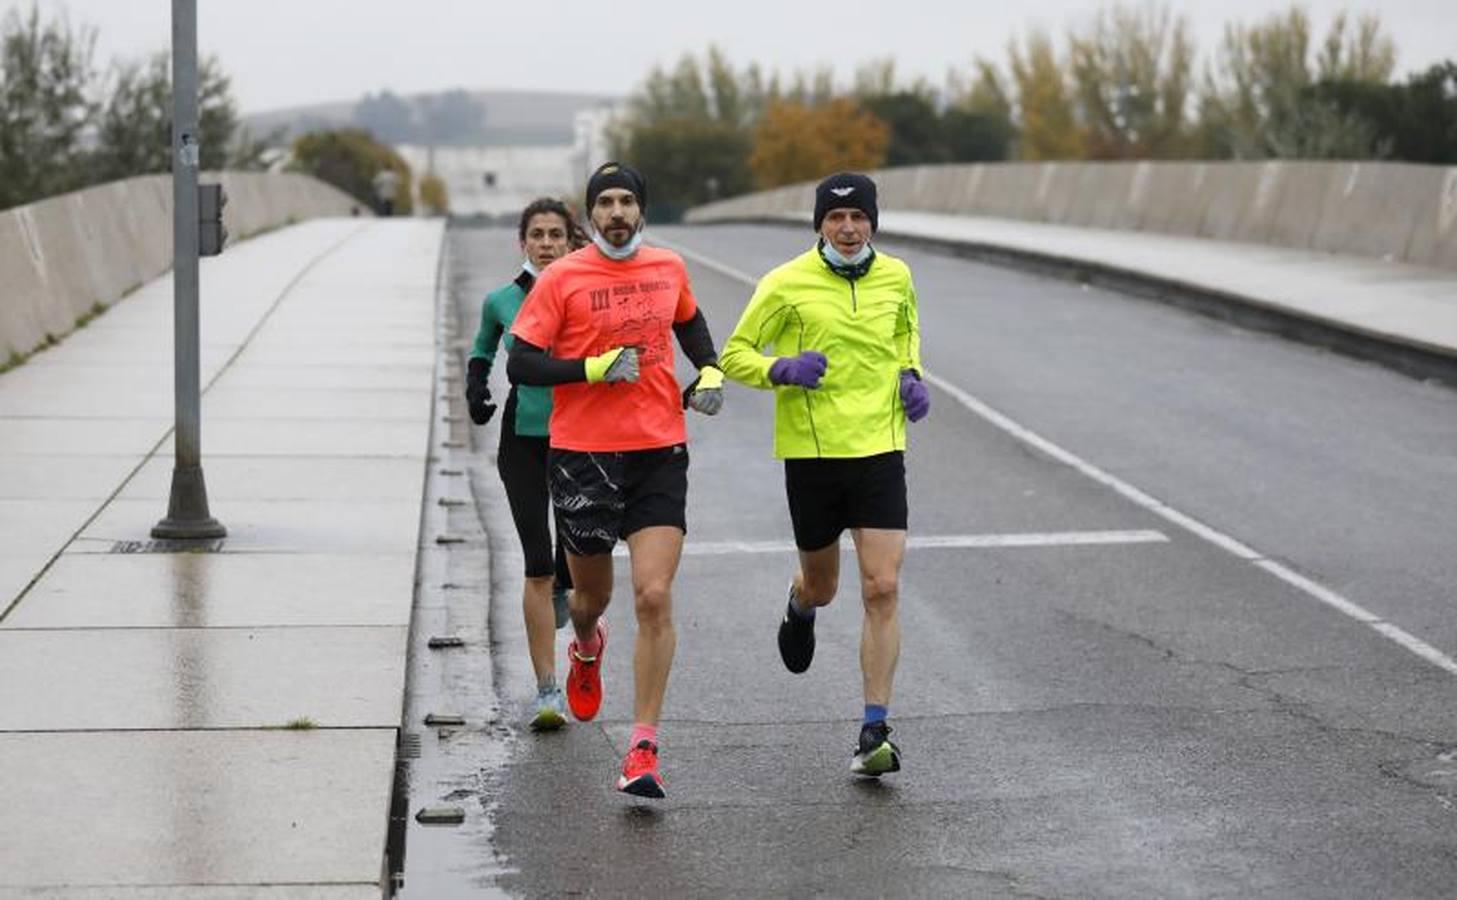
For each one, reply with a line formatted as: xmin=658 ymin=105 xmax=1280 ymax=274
xmin=900 ymin=369 xmax=929 ymax=422
xmin=768 ymin=351 xmax=828 ymax=389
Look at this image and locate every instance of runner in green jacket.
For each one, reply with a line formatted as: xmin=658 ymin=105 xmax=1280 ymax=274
xmin=466 ymin=197 xmax=587 ymax=732
xmin=719 ymin=171 xmax=930 ymax=777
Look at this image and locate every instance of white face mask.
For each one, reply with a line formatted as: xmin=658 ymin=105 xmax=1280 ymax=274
xmin=822 ymin=240 xmax=873 ymax=267
xmin=521 ymin=259 xmax=540 ymax=277
xmin=592 ymin=226 xmax=644 ymax=260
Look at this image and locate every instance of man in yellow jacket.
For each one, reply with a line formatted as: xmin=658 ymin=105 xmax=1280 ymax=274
xmin=719 ymin=171 xmax=929 ymax=777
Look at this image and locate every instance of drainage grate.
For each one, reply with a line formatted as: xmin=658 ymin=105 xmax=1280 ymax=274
xmin=109 ymin=538 xmax=226 ymax=554
xmin=398 ymin=732 xmax=422 ymax=760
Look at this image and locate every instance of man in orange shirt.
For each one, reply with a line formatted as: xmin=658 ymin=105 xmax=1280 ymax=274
xmin=507 ymin=162 xmax=724 ymax=798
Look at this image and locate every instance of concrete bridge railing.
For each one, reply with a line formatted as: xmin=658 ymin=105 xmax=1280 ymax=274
xmin=0 ymin=172 xmax=361 ymax=362
xmin=685 ymin=161 xmax=1457 ymax=273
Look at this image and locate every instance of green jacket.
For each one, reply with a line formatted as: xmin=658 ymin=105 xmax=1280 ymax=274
xmin=470 ymin=270 xmax=553 ymax=438
xmin=720 ymin=245 xmax=922 ymax=459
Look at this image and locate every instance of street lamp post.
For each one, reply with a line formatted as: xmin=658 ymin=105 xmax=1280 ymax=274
xmin=152 ymin=0 xmax=224 ymax=540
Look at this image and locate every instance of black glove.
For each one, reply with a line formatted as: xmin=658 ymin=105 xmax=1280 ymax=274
xmin=466 ymin=357 xmax=497 ymax=425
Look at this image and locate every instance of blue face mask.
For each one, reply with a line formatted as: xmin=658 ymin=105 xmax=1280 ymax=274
xmin=592 ymin=227 xmax=644 ymax=260
xmin=821 ymin=240 xmax=872 ymax=268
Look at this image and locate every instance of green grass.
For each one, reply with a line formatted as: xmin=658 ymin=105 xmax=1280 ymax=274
xmin=283 ymin=717 xmax=317 ymax=730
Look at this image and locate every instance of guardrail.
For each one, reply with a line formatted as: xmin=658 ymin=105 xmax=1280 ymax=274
xmin=1 ymin=172 xmax=363 ymax=362
xmin=685 ymin=160 xmax=1457 ymax=272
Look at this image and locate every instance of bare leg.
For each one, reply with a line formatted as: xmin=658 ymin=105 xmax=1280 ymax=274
xmin=625 ymin=526 xmax=683 ymax=725
xmin=850 ymin=528 xmax=906 ymax=707
xmin=566 ymin=551 xmax=613 ymax=645
xmin=522 ymin=574 xmax=557 ymax=683
xmin=794 ymin=541 xmax=841 ymax=608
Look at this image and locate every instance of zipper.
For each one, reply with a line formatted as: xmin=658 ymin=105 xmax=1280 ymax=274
xmin=849 ymin=279 xmax=858 ymax=314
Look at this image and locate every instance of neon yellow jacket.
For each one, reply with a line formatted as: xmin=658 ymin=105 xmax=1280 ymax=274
xmin=720 ymin=246 xmax=921 ymax=459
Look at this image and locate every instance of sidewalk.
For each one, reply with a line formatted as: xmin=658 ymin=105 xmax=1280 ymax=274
xmin=0 ymin=218 xmax=443 ymax=896
xmin=745 ymin=209 xmax=1457 ymax=380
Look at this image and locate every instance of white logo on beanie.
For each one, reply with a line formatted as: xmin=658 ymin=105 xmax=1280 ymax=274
xmin=830 ymin=186 xmax=856 ymax=197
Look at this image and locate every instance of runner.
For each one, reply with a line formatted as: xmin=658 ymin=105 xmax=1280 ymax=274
xmin=506 ymin=162 xmax=724 ymax=798
xmin=718 ymin=171 xmax=929 ymax=777
xmin=465 ymin=197 xmax=588 ymax=732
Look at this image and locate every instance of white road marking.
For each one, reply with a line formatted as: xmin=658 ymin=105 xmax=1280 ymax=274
xmin=608 ymin=529 xmax=1168 ymax=558
xmin=666 ymin=234 xmax=1457 ymax=679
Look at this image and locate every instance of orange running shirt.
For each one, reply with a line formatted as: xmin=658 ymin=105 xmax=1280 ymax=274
xmin=510 ymin=244 xmax=699 ymax=452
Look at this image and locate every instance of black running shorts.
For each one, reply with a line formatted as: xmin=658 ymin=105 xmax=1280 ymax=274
xmin=548 ymin=444 xmax=689 ymax=556
xmin=784 ymin=451 xmax=908 ymax=551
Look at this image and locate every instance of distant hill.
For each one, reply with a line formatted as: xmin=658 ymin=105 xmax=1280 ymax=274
xmin=244 ymin=89 xmax=618 ymax=147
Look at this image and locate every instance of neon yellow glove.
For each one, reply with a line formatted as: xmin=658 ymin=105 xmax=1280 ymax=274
xmin=584 ymin=346 xmax=640 ymax=384
xmin=683 ymin=365 xmax=724 ymax=415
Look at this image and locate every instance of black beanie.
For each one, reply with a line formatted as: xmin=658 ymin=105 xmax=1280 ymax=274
xmin=813 ymin=171 xmax=878 ymax=233
xmin=586 ymin=161 xmax=647 ymax=213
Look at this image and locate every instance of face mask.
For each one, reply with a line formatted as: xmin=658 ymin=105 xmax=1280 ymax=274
xmin=818 ymin=239 xmax=875 ymax=280
xmin=822 ymin=240 xmax=872 ymax=268
xmin=521 ymin=259 xmax=540 ymax=278
xmin=592 ymin=227 xmax=644 ymax=261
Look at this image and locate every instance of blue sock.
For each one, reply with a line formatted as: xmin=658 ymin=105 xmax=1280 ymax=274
xmin=788 ymin=585 xmax=816 ymax=620
xmin=864 ymin=704 xmax=888 ymax=726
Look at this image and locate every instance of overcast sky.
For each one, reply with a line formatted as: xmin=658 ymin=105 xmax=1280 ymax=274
xmin=14 ymin=1 xmax=1457 ymax=114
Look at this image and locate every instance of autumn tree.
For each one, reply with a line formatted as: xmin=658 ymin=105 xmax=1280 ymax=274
xmin=1008 ymin=29 xmax=1083 ymax=159
xmin=749 ymin=98 xmax=889 ymax=188
xmin=1067 ymin=4 xmax=1195 ymax=158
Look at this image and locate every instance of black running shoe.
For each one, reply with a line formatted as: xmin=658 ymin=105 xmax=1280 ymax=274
xmin=777 ymin=589 xmax=815 ymax=674
xmin=851 ymin=721 xmax=901 ymax=776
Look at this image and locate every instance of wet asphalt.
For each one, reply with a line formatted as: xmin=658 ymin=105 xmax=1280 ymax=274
xmin=401 ymin=222 xmax=1457 ymax=899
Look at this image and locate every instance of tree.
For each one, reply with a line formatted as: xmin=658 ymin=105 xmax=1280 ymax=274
xmin=290 ymin=129 xmax=413 ymax=215
xmin=1311 ymin=61 xmax=1457 ymax=164
xmin=418 ymin=172 xmax=448 ymax=216
xmin=946 ymin=58 xmax=1018 ymax=160
xmin=1008 ymin=29 xmax=1083 ymax=160
xmin=90 ymin=51 xmax=251 ymax=181
xmin=354 ymin=90 xmax=416 ymax=143
xmin=1067 ymin=4 xmax=1195 ymax=158
xmin=418 ymin=89 xmax=484 ymax=145
xmin=0 ymin=4 xmax=95 ymax=209
xmin=749 ymin=98 xmax=889 ymax=188
xmin=618 ymin=118 xmax=752 ymax=221
xmin=1198 ymin=7 xmax=1395 ymax=158
xmin=860 ymin=90 xmax=946 ymax=166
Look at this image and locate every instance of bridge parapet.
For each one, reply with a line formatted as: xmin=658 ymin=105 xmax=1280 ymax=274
xmin=1 ymin=172 xmax=360 ymax=361
xmin=686 ymin=161 xmax=1457 ymax=273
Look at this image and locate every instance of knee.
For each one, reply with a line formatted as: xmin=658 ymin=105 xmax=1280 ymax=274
xmin=861 ymin=573 xmax=898 ymax=614
xmin=634 ymin=581 xmax=673 ymax=626
xmin=799 ymin=572 xmax=838 ymax=605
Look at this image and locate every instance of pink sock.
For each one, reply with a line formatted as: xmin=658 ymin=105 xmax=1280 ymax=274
xmin=574 ymin=626 xmax=601 ymax=658
xmin=629 ymin=722 xmax=658 ymax=749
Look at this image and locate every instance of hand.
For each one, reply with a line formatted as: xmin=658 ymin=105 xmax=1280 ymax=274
xmin=465 ymin=381 xmax=496 ymax=425
xmin=900 ymin=369 xmax=929 ymax=422
xmin=584 ymin=346 xmax=640 ymax=384
xmin=682 ymin=365 xmax=724 ymax=415
xmin=768 ymin=350 xmax=828 ymax=389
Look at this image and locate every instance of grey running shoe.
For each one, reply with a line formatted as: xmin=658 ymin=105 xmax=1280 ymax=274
xmin=551 ymin=584 xmax=571 ymax=630
xmin=850 ymin=721 xmax=901 ymax=776
xmin=777 ymin=587 xmax=815 ymax=674
xmin=529 ymin=686 xmax=567 ymax=732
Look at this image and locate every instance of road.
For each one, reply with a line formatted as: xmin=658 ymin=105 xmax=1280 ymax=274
xmin=425 ymin=221 xmax=1457 ymax=899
